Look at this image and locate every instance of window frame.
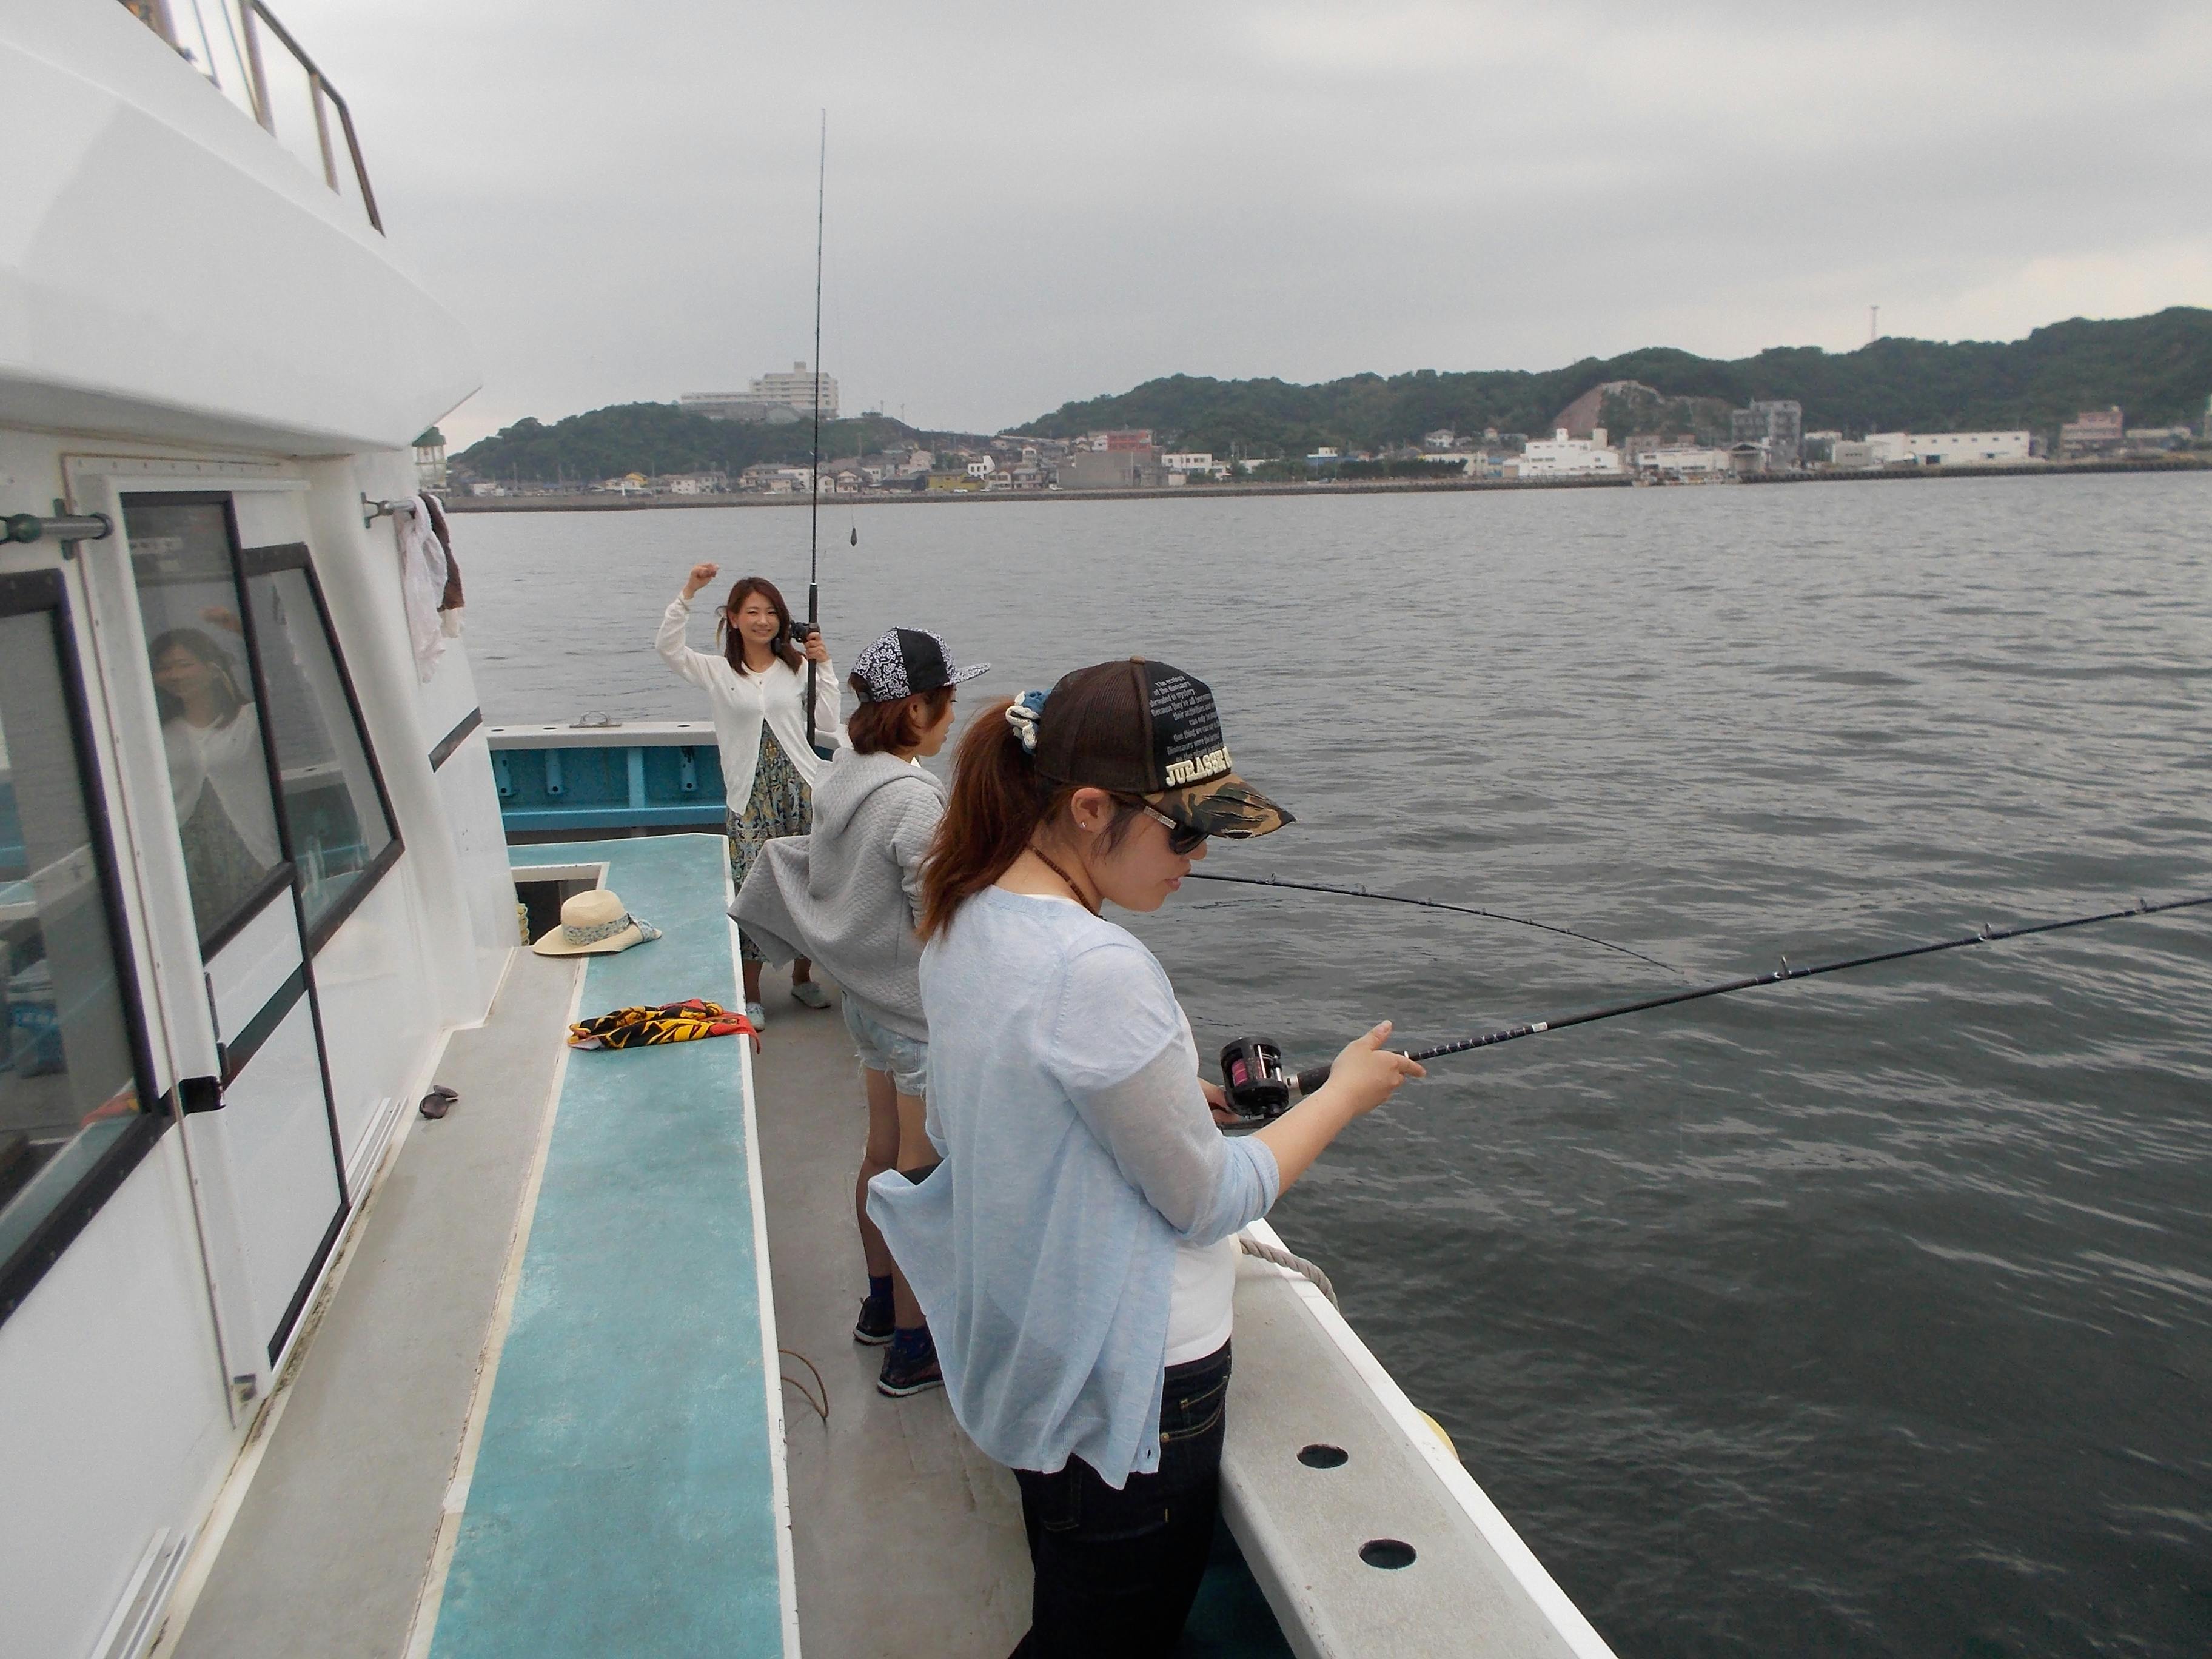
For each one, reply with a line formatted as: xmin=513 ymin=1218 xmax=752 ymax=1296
xmin=235 ymin=542 xmax=404 ymax=956
xmin=123 ymin=491 xmax=301 ymax=959
xmin=0 ymin=569 xmax=167 ymax=1329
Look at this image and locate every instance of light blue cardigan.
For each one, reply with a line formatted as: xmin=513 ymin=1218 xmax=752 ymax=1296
xmin=868 ymin=888 xmax=1280 ymax=1486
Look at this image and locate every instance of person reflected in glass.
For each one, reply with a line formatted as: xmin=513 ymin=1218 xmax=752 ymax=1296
xmin=150 ymin=618 xmax=280 ymax=933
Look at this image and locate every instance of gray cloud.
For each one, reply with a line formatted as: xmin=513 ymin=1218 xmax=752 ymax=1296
xmin=278 ymin=1 xmax=2212 ymax=444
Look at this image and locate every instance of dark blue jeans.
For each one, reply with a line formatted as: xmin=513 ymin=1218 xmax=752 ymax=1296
xmin=1010 ymin=1341 xmax=1232 ymax=1658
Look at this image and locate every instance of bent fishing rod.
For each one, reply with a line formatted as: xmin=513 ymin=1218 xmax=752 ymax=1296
xmin=1217 ymin=890 xmax=2212 ymax=1118
xmin=802 ymin=111 xmax=831 ymax=759
xmin=1182 ymin=870 xmax=1679 ymax=974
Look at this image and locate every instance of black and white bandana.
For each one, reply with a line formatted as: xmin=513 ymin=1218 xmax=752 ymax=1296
xmin=853 ymin=627 xmax=990 ymax=703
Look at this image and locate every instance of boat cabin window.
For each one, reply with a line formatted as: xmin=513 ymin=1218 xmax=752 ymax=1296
xmin=0 ymin=575 xmax=156 ymax=1322
xmin=122 ymin=499 xmax=400 ymax=957
xmin=238 ymin=553 xmax=398 ymax=946
xmin=125 ymin=501 xmax=290 ymax=949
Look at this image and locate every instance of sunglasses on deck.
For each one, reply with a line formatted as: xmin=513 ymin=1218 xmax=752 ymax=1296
xmin=1138 ymin=805 xmax=1208 ymax=856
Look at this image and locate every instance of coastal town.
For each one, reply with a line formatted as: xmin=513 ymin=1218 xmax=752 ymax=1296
xmin=427 ymin=357 xmax=2212 ymax=503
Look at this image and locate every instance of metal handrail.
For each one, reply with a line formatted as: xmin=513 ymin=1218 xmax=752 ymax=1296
xmin=131 ymin=0 xmax=384 ymax=235
xmin=235 ymin=0 xmax=383 ymax=232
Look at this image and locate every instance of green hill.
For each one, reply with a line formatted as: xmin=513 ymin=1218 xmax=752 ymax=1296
xmin=452 ymin=405 xmax=922 ymax=486
xmin=1012 ymin=308 xmax=2212 ymax=457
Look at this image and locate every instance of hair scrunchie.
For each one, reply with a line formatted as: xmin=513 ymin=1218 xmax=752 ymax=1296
xmin=1004 ymin=689 xmax=1048 ymax=754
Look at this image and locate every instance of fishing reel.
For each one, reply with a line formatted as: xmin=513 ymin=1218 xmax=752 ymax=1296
xmin=1218 ymin=1037 xmax=1332 ymax=1120
xmin=787 ymin=619 xmax=819 ymax=648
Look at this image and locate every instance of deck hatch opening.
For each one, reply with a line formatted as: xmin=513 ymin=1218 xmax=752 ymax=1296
xmin=515 ymin=875 xmax=600 ymax=942
xmin=1298 ymin=1444 xmax=1349 ymax=1469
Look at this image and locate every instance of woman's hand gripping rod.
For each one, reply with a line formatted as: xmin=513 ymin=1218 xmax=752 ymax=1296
xmin=1216 ymin=891 xmax=2212 ymax=1119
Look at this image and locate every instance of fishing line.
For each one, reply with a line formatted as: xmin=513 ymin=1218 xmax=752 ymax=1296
xmin=1218 ymin=890 xmax=2212 ymax=1114
xmin=1182 ymin=870 xmax=1680 ymax=973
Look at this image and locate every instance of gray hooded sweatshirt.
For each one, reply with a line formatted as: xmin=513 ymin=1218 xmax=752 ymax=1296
xmin=731 ymin=748 xmax=943 ymax=1040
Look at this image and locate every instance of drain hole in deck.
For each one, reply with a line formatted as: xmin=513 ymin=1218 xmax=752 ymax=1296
xmin=1298 ymin=1444 xmax=1349 ymax=1469
xmin=1359 ymin=1538 xmax=1416 ymax=1570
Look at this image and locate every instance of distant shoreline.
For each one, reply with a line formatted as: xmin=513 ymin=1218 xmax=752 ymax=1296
xmin=443 ymin=455 xmax=2208 ymax=514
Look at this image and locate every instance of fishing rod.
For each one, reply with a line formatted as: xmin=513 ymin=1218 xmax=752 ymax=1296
xmin=1183 ymin=870 xmax=1679 ymax=974
xmin=802 ymin=111 xmax=830 ymax=759
xmin=1217 ymin=890 xmax=2212 ymax=1118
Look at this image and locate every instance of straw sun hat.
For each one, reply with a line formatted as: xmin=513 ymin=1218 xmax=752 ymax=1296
xmin=531 ymin=888 xmax=663 ymax=956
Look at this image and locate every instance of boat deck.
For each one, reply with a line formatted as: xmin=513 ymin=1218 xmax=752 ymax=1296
xmin=749 ymin=957 xmax=1031 ymax=1655
xmin=154 ymin=828 xmax=1607 ymax=1659
xmin=160 ymin=834 xmax=793 ymax=1659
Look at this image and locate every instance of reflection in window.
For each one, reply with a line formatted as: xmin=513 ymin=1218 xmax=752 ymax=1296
xmin=126 ymin=502 xmax=285 ymax=943
xmin=246 ymin=568 xmax=393 ymax=935
xmin=0 ymin=610 xmax=145 ymax=1264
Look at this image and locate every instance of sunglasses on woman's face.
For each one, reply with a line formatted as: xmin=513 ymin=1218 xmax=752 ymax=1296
xmin=1139 ymin=805 xmax=1208 ymax=856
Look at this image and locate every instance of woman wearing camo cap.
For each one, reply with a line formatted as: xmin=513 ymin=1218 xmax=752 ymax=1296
xmin=870 ymin=657 xmax=1422 ymax=1657
xmin=734 ymin=626 xmax=987 ymax=1398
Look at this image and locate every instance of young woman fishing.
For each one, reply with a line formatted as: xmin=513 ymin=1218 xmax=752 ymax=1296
xmin=658 ymin=563 xmax=842 ymax=1028
xmin=732 ymin=627 xmax=987 ymax=1398
xmin=868 ymin=658 xmax=1423 ymax=1658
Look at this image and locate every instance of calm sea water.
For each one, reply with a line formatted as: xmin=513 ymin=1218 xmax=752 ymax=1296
xmin=458 ymin=476 xmax=2212 ymax=1658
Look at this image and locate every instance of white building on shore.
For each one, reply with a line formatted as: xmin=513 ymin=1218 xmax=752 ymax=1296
xmin=1865 ymin=430 xmax=2033 ymax=466
xmin=750 ymin=360 xmax=838 ymax=418
xmin=1519 ymin=427 xmax=1625 ymax=478
xmin=1631 ymin=444 xmax=1732 ymax=480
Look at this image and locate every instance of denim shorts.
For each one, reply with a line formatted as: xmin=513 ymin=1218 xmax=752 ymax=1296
xmin=843 ymin=996 xmax=928 ymax=1098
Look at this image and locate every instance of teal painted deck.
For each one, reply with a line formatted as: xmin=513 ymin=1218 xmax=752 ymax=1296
xmin=429 ymin=834 xmax=788 ymax=1659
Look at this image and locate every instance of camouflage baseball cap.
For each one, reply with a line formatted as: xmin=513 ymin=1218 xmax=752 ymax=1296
xmin=1033 ymin=659 xmax=1292 ymax=839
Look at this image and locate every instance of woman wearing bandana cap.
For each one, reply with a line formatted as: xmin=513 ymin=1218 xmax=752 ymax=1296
xmin=734 ymin=626 xmax=987 ymax=1398
xmin=870 ymin=658 xmax=1423 ymax=1658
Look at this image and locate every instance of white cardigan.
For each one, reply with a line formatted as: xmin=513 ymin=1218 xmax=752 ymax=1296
xmin=655 ymin=595 xmax=844 ymax=813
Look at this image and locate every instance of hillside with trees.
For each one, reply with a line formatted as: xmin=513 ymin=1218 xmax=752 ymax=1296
xmin=1013 ymin=308 xmax=2212 ymax=457
xmin=452 ymin=404 xmax=922 ymax=486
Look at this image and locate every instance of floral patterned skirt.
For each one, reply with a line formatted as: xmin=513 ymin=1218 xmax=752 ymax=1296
xmin=728 ymin=726 xmax=813 ymax=964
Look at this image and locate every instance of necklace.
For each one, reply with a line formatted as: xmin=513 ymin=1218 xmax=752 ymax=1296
xmin=1028 ymin=845 xmax=1099 ymax=915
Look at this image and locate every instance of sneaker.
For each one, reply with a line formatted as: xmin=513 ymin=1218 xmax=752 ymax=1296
xmin=790 ymin=980 xmax=831 ymax=1010
xmin=745 ymin=1000 xmax=766 ymax=1030
xmin=877 ymin=1331 xmax=943 ymax=1398
xmin=853 ymin=1293 xmax=894 ymax=1346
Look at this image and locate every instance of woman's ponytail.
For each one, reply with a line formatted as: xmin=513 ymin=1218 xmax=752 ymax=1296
xmin=919 ymin=698 xmax=1064 ymax=940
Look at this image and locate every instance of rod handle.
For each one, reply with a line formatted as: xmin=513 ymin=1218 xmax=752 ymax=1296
xmin=1292 ymin=1062 xmax=1332 ymax=1096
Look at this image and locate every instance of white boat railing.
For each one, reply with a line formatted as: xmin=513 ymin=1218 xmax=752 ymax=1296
xmin=124 ymin=0 xmax=385 ymax=233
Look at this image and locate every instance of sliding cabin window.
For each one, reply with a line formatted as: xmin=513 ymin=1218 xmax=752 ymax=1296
xmin=123 ymin=500 xmax=294 ymax=953
xmin=0 ymin=574 xmax=161 ymax=1324
xmin=236 ymin=548 xmax=399 ymax=951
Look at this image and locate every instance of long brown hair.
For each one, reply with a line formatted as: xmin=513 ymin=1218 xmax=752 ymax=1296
xmin=917 ymin=697 xmax=1138 ymax=940
xmin=717 ymin=577 xmax=803 ymax=673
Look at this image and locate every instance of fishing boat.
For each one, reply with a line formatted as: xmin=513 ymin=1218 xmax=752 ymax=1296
xmin=1 ymin=7 xmax=1616 ymax=1655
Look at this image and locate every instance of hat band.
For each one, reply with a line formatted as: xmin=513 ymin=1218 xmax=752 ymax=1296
xmin=563 ymin=913 xmax=637 ymax=946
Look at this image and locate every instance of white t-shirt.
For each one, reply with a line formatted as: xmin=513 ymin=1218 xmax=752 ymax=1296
xmin=164 ymin=709 xmax=281 ymax=866
xmin=1164 ymin=1235 xmax=1238 ymax=1366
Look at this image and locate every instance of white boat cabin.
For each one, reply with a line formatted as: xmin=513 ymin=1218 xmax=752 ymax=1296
xmin=0 ymin=7 xmax=512 ymax=1655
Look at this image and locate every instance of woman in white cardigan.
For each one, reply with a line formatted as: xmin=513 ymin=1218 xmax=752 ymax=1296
xmin=658 ymin=563 xmax=842 ymax=1027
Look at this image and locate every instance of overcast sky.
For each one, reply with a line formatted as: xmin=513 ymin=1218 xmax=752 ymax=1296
xmin=278 ymin=1 xmax=2212 ymax=447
